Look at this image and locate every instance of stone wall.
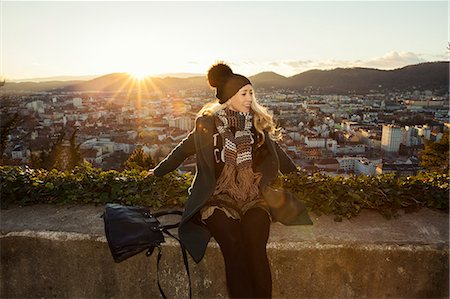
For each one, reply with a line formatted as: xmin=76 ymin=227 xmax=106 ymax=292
xmin=1 ymin=205 xmax=448 ymax=298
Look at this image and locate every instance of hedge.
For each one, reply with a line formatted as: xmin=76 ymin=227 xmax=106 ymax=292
xmin=1 ymin=163 xmax=448 ymax=220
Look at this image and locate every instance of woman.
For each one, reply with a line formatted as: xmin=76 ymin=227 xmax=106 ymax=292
xmin=147 ymin=62 xmax=312 ymax=298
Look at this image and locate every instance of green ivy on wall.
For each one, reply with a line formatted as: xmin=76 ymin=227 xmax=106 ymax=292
xmin=1 ymin=163 xmax=448 ymax=220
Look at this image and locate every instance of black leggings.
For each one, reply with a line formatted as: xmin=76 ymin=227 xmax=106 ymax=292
xmin=205 ymin=207 xmax=272 ymax=299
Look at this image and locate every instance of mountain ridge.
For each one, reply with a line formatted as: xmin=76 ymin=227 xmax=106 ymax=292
xmin=2 ymin=61 xmax=448 ymax=94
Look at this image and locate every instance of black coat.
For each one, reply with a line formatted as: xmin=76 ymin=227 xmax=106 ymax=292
xmin=154 ymin=115 xmax=312 ymax=263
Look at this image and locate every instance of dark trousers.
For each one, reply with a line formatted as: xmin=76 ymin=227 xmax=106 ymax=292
xmin=205 ymin=207 xmax=272 ymax=299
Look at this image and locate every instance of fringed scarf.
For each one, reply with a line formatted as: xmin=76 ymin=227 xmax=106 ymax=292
xmin=213 ymin=108 xmax=262 ymax=201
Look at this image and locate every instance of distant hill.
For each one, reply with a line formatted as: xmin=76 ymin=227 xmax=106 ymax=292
xmin=250 ymin=71 xmax=288 ymax=86
xmin=1 ymin=80 xmax=84 ymax=92
xmin=280 ymin=62 xmax=449 ymax=94
xmin=10 ymin=74 xmax=100 ymax=83
xmin=152 ymin=72 xmax=204 ymax=78
xmin=2 ymin=61 xmax=448 ymax=94
xmin=58 ymin=73 xmax=208 ymax=93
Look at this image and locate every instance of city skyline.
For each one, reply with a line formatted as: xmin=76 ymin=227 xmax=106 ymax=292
xmin=2 ymin=1 xmax=448 ymax=81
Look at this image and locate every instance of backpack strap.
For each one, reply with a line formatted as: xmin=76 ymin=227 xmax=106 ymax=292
xmin=153 ymin=209 xmax=183 ymax=218
xmin=153 ymin=209 xmax=183 ymax=230
xmin=155 ymin=246 xmax=168 ymax=299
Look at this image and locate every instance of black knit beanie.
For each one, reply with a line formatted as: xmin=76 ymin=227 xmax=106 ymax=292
xmin=207 ymin=63 xmax=252 ymax=104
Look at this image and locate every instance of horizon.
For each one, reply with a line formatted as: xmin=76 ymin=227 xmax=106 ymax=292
xmin=6 ymin=60 xmax=448 ymax=83
xmin=2 ymin=1 xmax=448 ymax=81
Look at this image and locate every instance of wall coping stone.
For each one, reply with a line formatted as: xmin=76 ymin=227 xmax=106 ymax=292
xmin=1 ymin=204 xmax=448 ymax=248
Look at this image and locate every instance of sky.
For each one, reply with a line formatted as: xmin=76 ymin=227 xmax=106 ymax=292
xmin=2 ymin=1 xmax=448 ymax=81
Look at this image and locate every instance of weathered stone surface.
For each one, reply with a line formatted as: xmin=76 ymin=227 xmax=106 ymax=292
xmin=1 ymin=204 xmax=448 ymax=298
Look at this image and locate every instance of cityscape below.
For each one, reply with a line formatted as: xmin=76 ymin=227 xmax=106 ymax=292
xmin=1 ymin=63 xmax=449 ymax=177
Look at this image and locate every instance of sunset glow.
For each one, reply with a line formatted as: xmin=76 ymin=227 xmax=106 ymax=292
xmin=2 ymin=1 xmax=447 ymax=81
xmin=128 ymin=71 xmax=149 ymax=81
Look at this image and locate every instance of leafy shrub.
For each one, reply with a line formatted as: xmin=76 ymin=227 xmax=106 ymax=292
xmin=1 ymin=164 xmax=448 ymax=220
xmin=277 ymin=171 xmax=449 ymax=220
xmin=0 ymin=162 xmax=190 ymax=209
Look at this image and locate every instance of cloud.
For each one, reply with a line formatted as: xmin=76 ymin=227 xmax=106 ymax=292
xmin=284 ymin=60 xmax=314 ymax=68
xmin=362 ymin=51 xmax=426 ymax=69
xmin=270 ymin=51 xmax=442 ymax=76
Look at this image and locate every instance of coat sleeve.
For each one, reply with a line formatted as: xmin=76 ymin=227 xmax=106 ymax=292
xmin=153 ymin=128 xmax=196 ymax=177
xmin=274 ymin=141 xmax=297 ymax=174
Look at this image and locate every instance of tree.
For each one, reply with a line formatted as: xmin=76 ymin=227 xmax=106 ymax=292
xmin=0 ymin=112 xmax=21 ymax=163
xmin=67 ymin=128 xmax=83 ymax=170
xmin=420 ymin=130 xmax=449 ymax=172
xmin=29 ymin=125 xmax=85 ymax=171
xmin=30 ymin=129 xmax=66 ymax=170
xmin=123 ymin=147 xmax=154 ymax=170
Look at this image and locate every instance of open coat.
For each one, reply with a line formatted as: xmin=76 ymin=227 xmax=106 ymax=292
xmin=154 ymin=115 xmax=312 ymax=263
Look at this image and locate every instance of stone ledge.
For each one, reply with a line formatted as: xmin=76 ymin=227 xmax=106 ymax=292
xmin=2 ymin=230 xmax=447 ymax=252
xmin=1 ymin=204 xmax=448 ymax=298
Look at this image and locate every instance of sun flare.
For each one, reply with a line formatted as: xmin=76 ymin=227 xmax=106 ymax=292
xmin=128 ymin=70 xmax=149 ymax=80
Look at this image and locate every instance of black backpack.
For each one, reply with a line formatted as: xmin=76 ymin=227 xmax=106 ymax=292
xmin=102 ymin=203 xmax=191 ymax=299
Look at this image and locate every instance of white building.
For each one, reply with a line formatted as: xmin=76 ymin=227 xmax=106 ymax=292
xmin=97 ymin=138 xmax=115 ymax=154
xmin=80 ymin=138 xmax=115 ymax=155
xmin=26 ymin=100 xmax=45 ymax=113
xmin=401 ymin=126 xmax=413 ymax=146
xmin=336 ymin=157 xmax=355 ymax=172
xmin=350 ymin=114 xmax=361 ymax=122
xmin=304 ymin=137 xmax=337 ymax=152
xmin=416 ymin=125 xmax=431 ymax=140
xmin=355 ymin=158 xmax=382 ymax=176
xmin=114 ymin=143 xmax=133 ymax=154
xmin=402 ymin=126 xmax=424 ymax=146
xmin=167 ymin=116 xmax=194 ymax=131
xmin=381 ymin=124 xmax=402 ymax=153
xmin=287 ymin=132 xmax=302 ymax=141
xmin=404 ymin=99 xmax=445 ymax=111
xmin=334 ymin=144 xmax=366 ymax=155
xmin=336 ymin=157 xmax=382 ymax=175
xmin=73 ymin=97 xmax=83 ymax=107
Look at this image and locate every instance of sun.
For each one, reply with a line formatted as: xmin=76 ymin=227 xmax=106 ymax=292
xmin=128 ymin=70 xmax=149 ymax=80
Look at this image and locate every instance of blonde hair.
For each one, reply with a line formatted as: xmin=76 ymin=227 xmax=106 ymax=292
xmin=197 ymin=93 xmax=282 ymax=148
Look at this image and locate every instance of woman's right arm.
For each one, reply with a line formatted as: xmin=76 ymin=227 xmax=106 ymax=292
xmin=151 ymin=128 xmax=196 ymax=177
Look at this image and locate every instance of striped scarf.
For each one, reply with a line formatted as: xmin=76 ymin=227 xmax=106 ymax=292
xmin=213 ymin=108 xmax=262 ymax=201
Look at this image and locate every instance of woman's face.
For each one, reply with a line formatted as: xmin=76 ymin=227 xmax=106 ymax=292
xmin=227 ymin=84 xmax=253 ymax=113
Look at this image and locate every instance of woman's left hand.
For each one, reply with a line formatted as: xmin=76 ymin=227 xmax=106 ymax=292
xmin=144 ymin=169 xmax=155 ymax=178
